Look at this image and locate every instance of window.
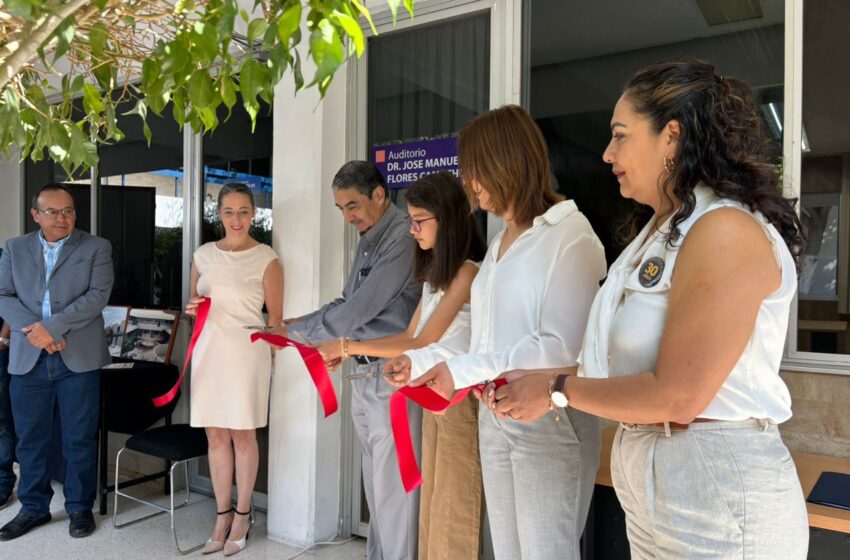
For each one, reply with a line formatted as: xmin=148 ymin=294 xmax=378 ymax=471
xmin=787 ymin=0 xmax=850 ymax=367
xmin=202 ymin=95 xmax=273 ymax=247
xmin=97 ymin=102 xmax=185 ymax=308
xmin=523 ymin=0 xmax=785 ymax=265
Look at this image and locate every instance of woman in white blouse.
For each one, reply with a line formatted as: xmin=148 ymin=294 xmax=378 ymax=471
xmin=488 ymin=59 xmax=809 ymax=559
xmin=389 ymin=105 xmax=607 ymax=560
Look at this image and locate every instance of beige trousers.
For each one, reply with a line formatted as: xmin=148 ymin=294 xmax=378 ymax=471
xmin=418 ymin=394 xmax=483 ymax=560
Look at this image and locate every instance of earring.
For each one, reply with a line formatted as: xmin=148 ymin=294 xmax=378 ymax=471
xmin=664 ymin=157 xmax=675 ymax=172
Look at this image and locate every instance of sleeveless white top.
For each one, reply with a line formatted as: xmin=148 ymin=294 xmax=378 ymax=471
xmin=415 ymin=280 xmax=472 ymax=339
xmin=607 ymin=185 xmax=796 ymax=423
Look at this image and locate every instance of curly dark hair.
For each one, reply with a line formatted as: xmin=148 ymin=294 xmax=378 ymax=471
xmin=622 ymin=58 xmax=805 ymax=268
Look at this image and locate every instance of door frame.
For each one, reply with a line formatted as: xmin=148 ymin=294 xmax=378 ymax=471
xmin=340 ymin=0 xmax=522 ymax=538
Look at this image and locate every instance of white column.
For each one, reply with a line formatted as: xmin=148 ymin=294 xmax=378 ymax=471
xmin=0 ymin=149 xmax=23 ymax=244
xmin=267 ymin=54 xmax=348 ymax=546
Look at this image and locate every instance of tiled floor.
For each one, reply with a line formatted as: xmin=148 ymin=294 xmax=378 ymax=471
xmin=0 ymin=481 xmax=366 ymax=560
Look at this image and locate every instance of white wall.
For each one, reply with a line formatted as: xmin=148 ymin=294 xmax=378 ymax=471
xmin=266 ymin=52 xmax=348 ymax=546
xmin=0 ymin=149 xmax=23 ymax=245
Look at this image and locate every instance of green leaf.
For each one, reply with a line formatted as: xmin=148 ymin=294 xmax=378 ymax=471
xmin=239 ymin=58 xmax=270 ymax=128
xmin=172 ymin=88 xmax=187 ymax=127
xmin=309 ymin=19 xmax=345 ymax=88
xmin=247 ymin=18 xmax=268 ymax=44
xmin=190 ymin=22 xmax=219 ymax=65
xmin=198 ymin=106 xmax=219 ymax=131
xmin=266 ymin=42 xmax=288 ymax=85
xmin=240 ymin=8 xmax=249 ymax=23
xmin=220 ymin=75 xmax=238 ymax=110
xmin=142 ymin=59 xmax=159 ymax=89
xmin=48 ymin=122 xmax=71 ymax=162
xmin=403 ymin=0 xmax=415 ymax=18
xmin=385 ymin=0 xmax=401 ymax=23
xmin=292 ymin=48 xmax=304 ymax=91
xmin=161 ymin=37 xmax=191 ymax=78
xmin=93 ymin=0 xmax=108 ymax=9
xmin=89 ymin=23 xmax=114 ymax=90
xmin=330 ymin=10 xmax=365 ymax=56
xmin=89 ymin=22 xmax=108 ymax=59
xmin=104 ymin=103 xmax=124 ymax=142
xmin=51 ymin=17 xmax=76 ymax=62
xmin=82 ymin=83 xmax=104 ymax=116
xmin=277 ymin=3 xmax=302 ymax=46
xmin=187 ymin=70 xmax=215 ymax=110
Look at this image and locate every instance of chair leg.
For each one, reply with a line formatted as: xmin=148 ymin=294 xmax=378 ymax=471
xmin=170 ymin=460 xmax=204 ymax=555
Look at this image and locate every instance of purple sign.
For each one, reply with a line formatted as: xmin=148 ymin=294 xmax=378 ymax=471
xmin=371 ymin=137 xmax=459 ymax=189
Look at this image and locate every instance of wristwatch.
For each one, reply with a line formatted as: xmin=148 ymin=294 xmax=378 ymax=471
xmin=0 ymin=337 xmax=9 ymax=347
xmin=550 ymin=374 xmax=569 ymax=408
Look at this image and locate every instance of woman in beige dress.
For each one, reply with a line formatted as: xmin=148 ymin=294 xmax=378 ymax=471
xmin=184 ymin=183 xmax=283 ymax=556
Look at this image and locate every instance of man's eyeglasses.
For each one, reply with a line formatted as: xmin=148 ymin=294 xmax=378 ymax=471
xmin=36 ymin=208 xmax=76 ymax=219
xmin=405 ymin=215 xmax=436 ymax=233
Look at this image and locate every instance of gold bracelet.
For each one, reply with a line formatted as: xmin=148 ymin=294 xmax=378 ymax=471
xmin=342 ymin=337 xmax=350 ymax=359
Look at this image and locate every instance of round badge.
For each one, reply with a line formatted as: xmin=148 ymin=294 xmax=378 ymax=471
xmin=638 ymin=256 xmax=665 ymax=288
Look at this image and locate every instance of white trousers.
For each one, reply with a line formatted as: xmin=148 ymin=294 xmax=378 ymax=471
xmin=611 ymin=420 xmax=809 ymax=559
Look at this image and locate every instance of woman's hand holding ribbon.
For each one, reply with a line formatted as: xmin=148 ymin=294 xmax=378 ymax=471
xmin=407 ymin=361 xmax=455 ymax=400
xmin=316 ymin=339 xmax=344 ymax=370
xmin=383 ymin=355 xmax=412 ymax=387
xmin=485 ymin=370 xmax=552 ymax=423
xmin=184 ymin=296 xmax=206 ymax=317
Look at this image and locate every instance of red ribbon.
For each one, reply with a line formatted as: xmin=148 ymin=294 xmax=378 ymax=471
xmin=249 ymin=332 xmax=338 ymax=418
xmin=152 ymin=297 xmax=211 ymax=407
xmin=152 ymin=299 xmax=338 ymax=418
xmin=391 ymin=378 xmax=508 ymax=493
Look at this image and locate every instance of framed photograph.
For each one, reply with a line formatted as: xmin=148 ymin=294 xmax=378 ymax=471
xmin=102 ymin=305 xmax=131 ymax=357
xmin=120 ymin=308 xmax=181 ymax=364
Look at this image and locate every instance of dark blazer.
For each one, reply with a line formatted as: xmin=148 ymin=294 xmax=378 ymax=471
xmin=0 ymin=229 xmax=114 ymax=374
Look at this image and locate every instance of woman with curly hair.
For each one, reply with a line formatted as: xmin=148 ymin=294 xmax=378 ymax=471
xmin=487 ymin=59 xmax=809 ymax=559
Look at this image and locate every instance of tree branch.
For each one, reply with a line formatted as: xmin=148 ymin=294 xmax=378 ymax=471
xmin=0 ymin=0 xmax=92 ymax=92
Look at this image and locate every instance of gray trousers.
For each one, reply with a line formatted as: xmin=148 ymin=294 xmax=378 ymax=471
xmin=479 ymin=403 xmax=600 ymax=560
xmin=611 ymin=421 xmax=809 ymax=559
xmin=350 ymin=360 xmax=422 ymax=560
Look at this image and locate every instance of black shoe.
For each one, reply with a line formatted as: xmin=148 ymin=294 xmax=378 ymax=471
xmin=68 ymin=510 xmax=96 ymax=538
xmin=0 ymin=511 xmax=52 ymax=541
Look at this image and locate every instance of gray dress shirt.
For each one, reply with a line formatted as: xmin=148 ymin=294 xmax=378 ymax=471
xmin=289 ymin=203 xmax=422 ymax=345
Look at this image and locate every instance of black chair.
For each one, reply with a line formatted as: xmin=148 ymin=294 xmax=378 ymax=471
xmin=112 ymin=424 xmax=209 ymax=554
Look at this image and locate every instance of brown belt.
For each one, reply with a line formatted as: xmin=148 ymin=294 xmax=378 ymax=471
xmin=648 ymin=418 xmax=715 ymax=430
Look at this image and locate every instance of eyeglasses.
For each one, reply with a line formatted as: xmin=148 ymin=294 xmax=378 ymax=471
xmin=35 ymin=208 xmax=76 ymax=219
xmin=405 ymin=215 xmax=436 ymax=233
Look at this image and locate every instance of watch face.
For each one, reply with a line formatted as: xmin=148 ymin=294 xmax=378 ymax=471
xmin=551 ymin=391 xmax=568 ymax=408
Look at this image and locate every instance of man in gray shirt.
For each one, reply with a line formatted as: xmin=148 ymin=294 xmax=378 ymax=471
xmin=288 ymin=161 xmax=421 ymax=560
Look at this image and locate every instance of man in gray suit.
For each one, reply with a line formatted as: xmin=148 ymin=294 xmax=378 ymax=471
xmin=0 ymin=184 xmax=113 ymax=541
xmin=287 ymin=161 xmax=422 ymax=560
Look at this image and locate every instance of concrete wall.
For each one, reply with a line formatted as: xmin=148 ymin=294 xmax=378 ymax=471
xmin=265 ymin=50 xmax=348 ymax=547
xmin=781 ymin=371 xmax=850 ymax=458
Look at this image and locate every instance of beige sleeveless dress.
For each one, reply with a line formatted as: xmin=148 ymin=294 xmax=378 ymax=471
xmin=190 ymin=242 xmax=278 ymax=429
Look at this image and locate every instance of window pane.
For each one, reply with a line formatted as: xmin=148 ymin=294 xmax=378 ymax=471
xmin=524 ymin=0 xmax=784 ymax=265
xmin=201 ymin=95 xmax=273 ymax=247
xmin=368 ymin=11 xmax=490 ymax=221
xmin=796 ymin=0 xmax=850 ymax=356
xmin=97 ymin=103 xmax=184 ymax=308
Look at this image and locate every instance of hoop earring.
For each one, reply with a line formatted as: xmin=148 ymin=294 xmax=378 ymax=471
xmin=664 ymin=157 xmax=675 ymax=172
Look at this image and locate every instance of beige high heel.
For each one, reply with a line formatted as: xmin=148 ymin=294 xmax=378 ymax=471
xmin=223 ymin=508 xmax=251 ymax=557
xmin=202 ymin=507 xmax=233 ymax=555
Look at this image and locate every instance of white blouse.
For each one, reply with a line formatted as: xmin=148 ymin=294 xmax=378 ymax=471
xmin=604 ymin=186 xmax=796 ymax=422
xmin=406 ymin=200 xmax=606 ymax=388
